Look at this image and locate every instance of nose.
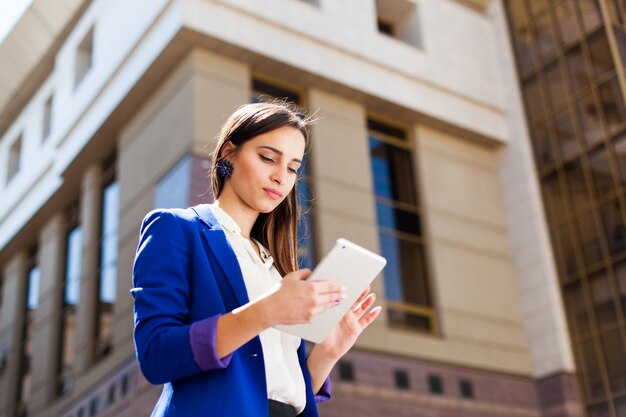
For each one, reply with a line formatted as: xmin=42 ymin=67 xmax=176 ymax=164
xmin=271 ymin=166 xmax=287 ymax=185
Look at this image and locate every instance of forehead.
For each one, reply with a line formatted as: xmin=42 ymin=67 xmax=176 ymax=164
xmin=246 ymin=126 xmax=306 ymax=158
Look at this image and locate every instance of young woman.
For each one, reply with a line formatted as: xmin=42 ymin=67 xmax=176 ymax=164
xmin=132 ymin=102 xmax=381 ymax=417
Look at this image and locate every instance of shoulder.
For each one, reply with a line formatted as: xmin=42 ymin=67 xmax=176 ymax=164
xmin=139 ymin=207 xmax=200 ymax=234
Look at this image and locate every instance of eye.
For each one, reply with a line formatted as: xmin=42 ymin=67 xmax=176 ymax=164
xmin=288 ymin=167 xmax=299 ymax=175
xmin=260 ymin=155 xmax=274 ymax=163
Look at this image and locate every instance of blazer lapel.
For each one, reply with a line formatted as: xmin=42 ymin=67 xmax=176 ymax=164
xmin=192 ymin=204 xmax=250 ymax=307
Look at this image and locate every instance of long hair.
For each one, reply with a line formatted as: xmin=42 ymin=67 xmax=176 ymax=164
xmin=209 ymin=102 xmax=311 ymax=276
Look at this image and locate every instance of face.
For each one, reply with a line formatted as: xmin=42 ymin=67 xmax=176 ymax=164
xmin=221 ymin=125 xmax=306 ymax=214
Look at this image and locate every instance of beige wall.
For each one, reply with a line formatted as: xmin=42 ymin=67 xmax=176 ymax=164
xmin=306 ymin=87 xmax=531 ymax=376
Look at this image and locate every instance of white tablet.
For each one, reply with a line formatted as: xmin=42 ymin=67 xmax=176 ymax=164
xmin=275 ymin=238 xmax=387 ymax=343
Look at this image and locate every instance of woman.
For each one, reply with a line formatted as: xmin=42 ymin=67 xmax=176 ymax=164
xmin=132 ymin=102 xmax=381 ymax=417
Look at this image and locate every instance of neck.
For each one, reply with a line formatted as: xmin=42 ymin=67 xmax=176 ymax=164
xmin=215 ymin=188 xmax=259 ymax=239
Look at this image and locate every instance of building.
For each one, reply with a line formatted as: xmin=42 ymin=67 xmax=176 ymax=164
xmin=504 ymin=1 xmax=626 ymax=416
xmin=0 ymin=0 xmax=601 ymax=416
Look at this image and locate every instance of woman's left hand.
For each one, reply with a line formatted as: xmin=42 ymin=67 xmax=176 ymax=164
xmin=316 ymin=286 xmax=382 ymax=360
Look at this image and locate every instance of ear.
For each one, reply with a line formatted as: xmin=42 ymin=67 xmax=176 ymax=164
xmin=220 ymin=141 xmax=237 ymax=159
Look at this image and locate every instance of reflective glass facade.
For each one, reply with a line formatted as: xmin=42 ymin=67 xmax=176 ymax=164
xmin=505 ymin=1 xmax=626 ymax=415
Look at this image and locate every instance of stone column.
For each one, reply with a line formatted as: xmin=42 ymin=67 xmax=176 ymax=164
xmin=76 ymin=164 xmax=103 ymax=372
xmin=0 ymin=252 xmax=27 ymax=417
xmin=29 ymin=213 xmax=65 ymax=415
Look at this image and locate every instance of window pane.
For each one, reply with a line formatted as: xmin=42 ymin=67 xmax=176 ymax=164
xmin=599 ymin=199 xmax=626 ymax=257
xmin=587 ymin=29 xmax=614 ymax=80
xmin=530 ymin=119 xmax=556 ymax=170
xmin=563 ymin=282 xmax=591 ymax=338
xmin=376 ymin=203 xmax=421 ymax=236
xmin=100 ymin=182 xmax=119 ymax=304
xmin=615 ymin=394 xmax=626 ymax=417
xmin=615 ymin=260 xmax=626 ymax=321
xmin=554 ymin=0 xmax=581 ymax=45
xmin=523 ymin=75 xmax=546 ymax=124
xmin=379 ymin=234 xmax=430 ymax=307
xmin=534 ymin=10 xmax=558 ymax=60
xmin=27 ymin=266 xmax=40 ymax=311
xmin=615 ymin=27 xmax=626 ymax=67
xmin=65 ymin=226 xmax=83 ymax=305
xmin=552 ymin=224 xmax=580 ymax=278
xmin=579 ymin=339 xmax=607 ymax=402
xmin=575 ymin=210 xmax=603 ymax=265
xmin=545 ymin=60 xmax=568 ymax=111
xmin=588 ymin=145 xmax=616 ymax=201
xmin=566 ymin=45 xmax=591 ymax=95
xmin=369 ymin=136 xmax=417 ymax=205
xmin=576 ymin=92 xmax=605 ymax=148
xmin=553 ymin=106 xmax=579 ymax=161
xmin=564 ymin=159 xmax=591 ymax=214
xmin=587 ymin=402 xmax=610 ymax=417
xmin=578 ymin=0 xmax=602 ymax=33
xmin=542 ymin=171 xmax=568 ymax=228
xmin=600 ymin=329 xmax=626 ymax=392
xmin=612 ymin=132 xmax=626 ymax=183
xmin=589 ymin=272 xmax=618 ymax=327
xmin=599 ymin=77 xmax=626 ymax=137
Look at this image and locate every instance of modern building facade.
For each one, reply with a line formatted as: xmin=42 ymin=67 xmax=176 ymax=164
xmin=0 ymin=0 xmax=596 ymax=416
xmin=505 ymin=1 xmax=626 ymax=416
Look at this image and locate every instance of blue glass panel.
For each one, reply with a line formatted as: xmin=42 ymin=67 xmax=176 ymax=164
xmin=65 ymin=226 xmax=83 ymax=305
xmin=27 ymin=266 xmax=40 ymax=310
xmin=100 ymin=181 xmax=119 ymax=304
xmin=376 ymin=203 xmax=421 ymax=235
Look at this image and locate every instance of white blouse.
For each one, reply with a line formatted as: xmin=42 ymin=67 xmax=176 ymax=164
xmin=208 ymin=202 xmax=306 ymax=413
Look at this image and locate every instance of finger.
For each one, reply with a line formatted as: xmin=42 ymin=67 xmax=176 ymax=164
xmin=313 ymin=281 xmax=345 ymax=295
xmin=353 ymin=292 xmax=375 ymax=314
xmin=351 ymin=285 xmax=371 ymax=310
xmin=285 ymin=268 xmax=311 ymax=281
xmin=359 ymin=306 xmax=382 ymax=327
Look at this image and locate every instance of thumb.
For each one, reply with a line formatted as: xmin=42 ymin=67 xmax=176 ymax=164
xmin=284 ymin=268 xmax=312 ymax=281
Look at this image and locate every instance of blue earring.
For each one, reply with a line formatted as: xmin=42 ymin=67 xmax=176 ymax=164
xmin=216 ymin=159 xmax=234 ymax=177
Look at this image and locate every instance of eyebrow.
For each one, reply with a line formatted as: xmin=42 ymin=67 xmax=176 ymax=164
xmin=257 ymin=146 xmax=302 ymax=164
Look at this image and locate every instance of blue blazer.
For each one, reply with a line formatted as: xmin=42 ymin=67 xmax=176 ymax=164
xmin=132 ymin=205 xmax=327 ymax=417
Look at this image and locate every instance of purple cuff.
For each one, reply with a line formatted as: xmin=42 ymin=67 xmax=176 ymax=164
xmin=314 ymin=376 xmax=331 ymax=403
xmin=189 ymin=314 xmax=233 ymax=370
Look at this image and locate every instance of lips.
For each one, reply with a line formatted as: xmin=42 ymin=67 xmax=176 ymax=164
xmin=263 ymin=188 xmax=283 ymax=199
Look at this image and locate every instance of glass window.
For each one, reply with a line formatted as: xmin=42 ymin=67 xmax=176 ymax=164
xmin=606 ymin=0 xmax=625 ymax=24
xmin=97 ymin=180 xmax=119 ymax=360
xmin=614 ymin=260 xmax=626 ymax=321
xmin=563 ymin=159 xmax=592 ymax=214
xmin=579 ymin=338 xmax=607 ymax=402
xmin=587 ymin=29 xmax=614 ymax=80
xmin=544 ymin=60 xmax=568 ymax=111
xmin=530 ymin=119 xmax=556 ymax=171
xmin=565 ymin=44 xmax=591 ymax=95
xmin=75 ymin=27 xmax=93 ymax=89
xmin=587 ymin=402 xmax=610 ymax=417
xmin=600 ymin=329 xmax=626 ymax=392
xmin=614 ymin=27 xmax=626 ymax=67
xmin=598 ymin=199 xmax=626 ymax=257
xmin=59 ymin=223 xmax=83 ymax=395
xmin=7 ymin=135 xmax=22 ymax=184
xmin=588 ymin=145 xmax=617 ymax=202
xmin=611 ymin=132 xmax=626 ymax=185
xmin=369 ymin=120 xmax=433 ymax=332
xmin=576 ymin=91 xmax=605 ymax=148
xmin=534 ymin=10 xmax=558 ymax=61
xmin=614 ymin=395 xmax=626 ymax=417
xmin=575 ymin=210 xmax=603 ymax=266
xmin=564 ymin=282 xmax=591 ymax=338
xmin=296 ymin=155 xmax=315 ymax=269
xmin=507 ymin=1 xmax=536 ymax=74
xmin=43 ymin=94 xmax=53 ymax=141
xmin=552 ymin=224 xmax=580 ymax=278
xmin=522 ymin=75 xmax=546 ymax=124
xmin=599 ymin=77 xmax=626 ymax=137
xmin=541 ymin=171 xmax=568 ymax=228
xmin=154 ymin=155 xmax=191 ymax=209
xmin=554 ymin=0 xmax=582 ymax=45
xmin=553 ymin=106 xmax=579 ymax=161
xmin=578 ymin=0 xmax=602 ymax=34
xmin=589 ymin=272 xmax=618 ymax=327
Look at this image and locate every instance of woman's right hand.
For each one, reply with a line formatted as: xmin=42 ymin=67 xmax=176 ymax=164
xmin=257 ymin=268 xmax=346 ymax=327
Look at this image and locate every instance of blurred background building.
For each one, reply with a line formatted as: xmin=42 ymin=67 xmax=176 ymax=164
xmin=0 ymin=0 xmax=622 ymax=416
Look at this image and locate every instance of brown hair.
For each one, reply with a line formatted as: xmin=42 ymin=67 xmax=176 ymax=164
xmin=209 ymin=101 xmax=311 ymax=276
